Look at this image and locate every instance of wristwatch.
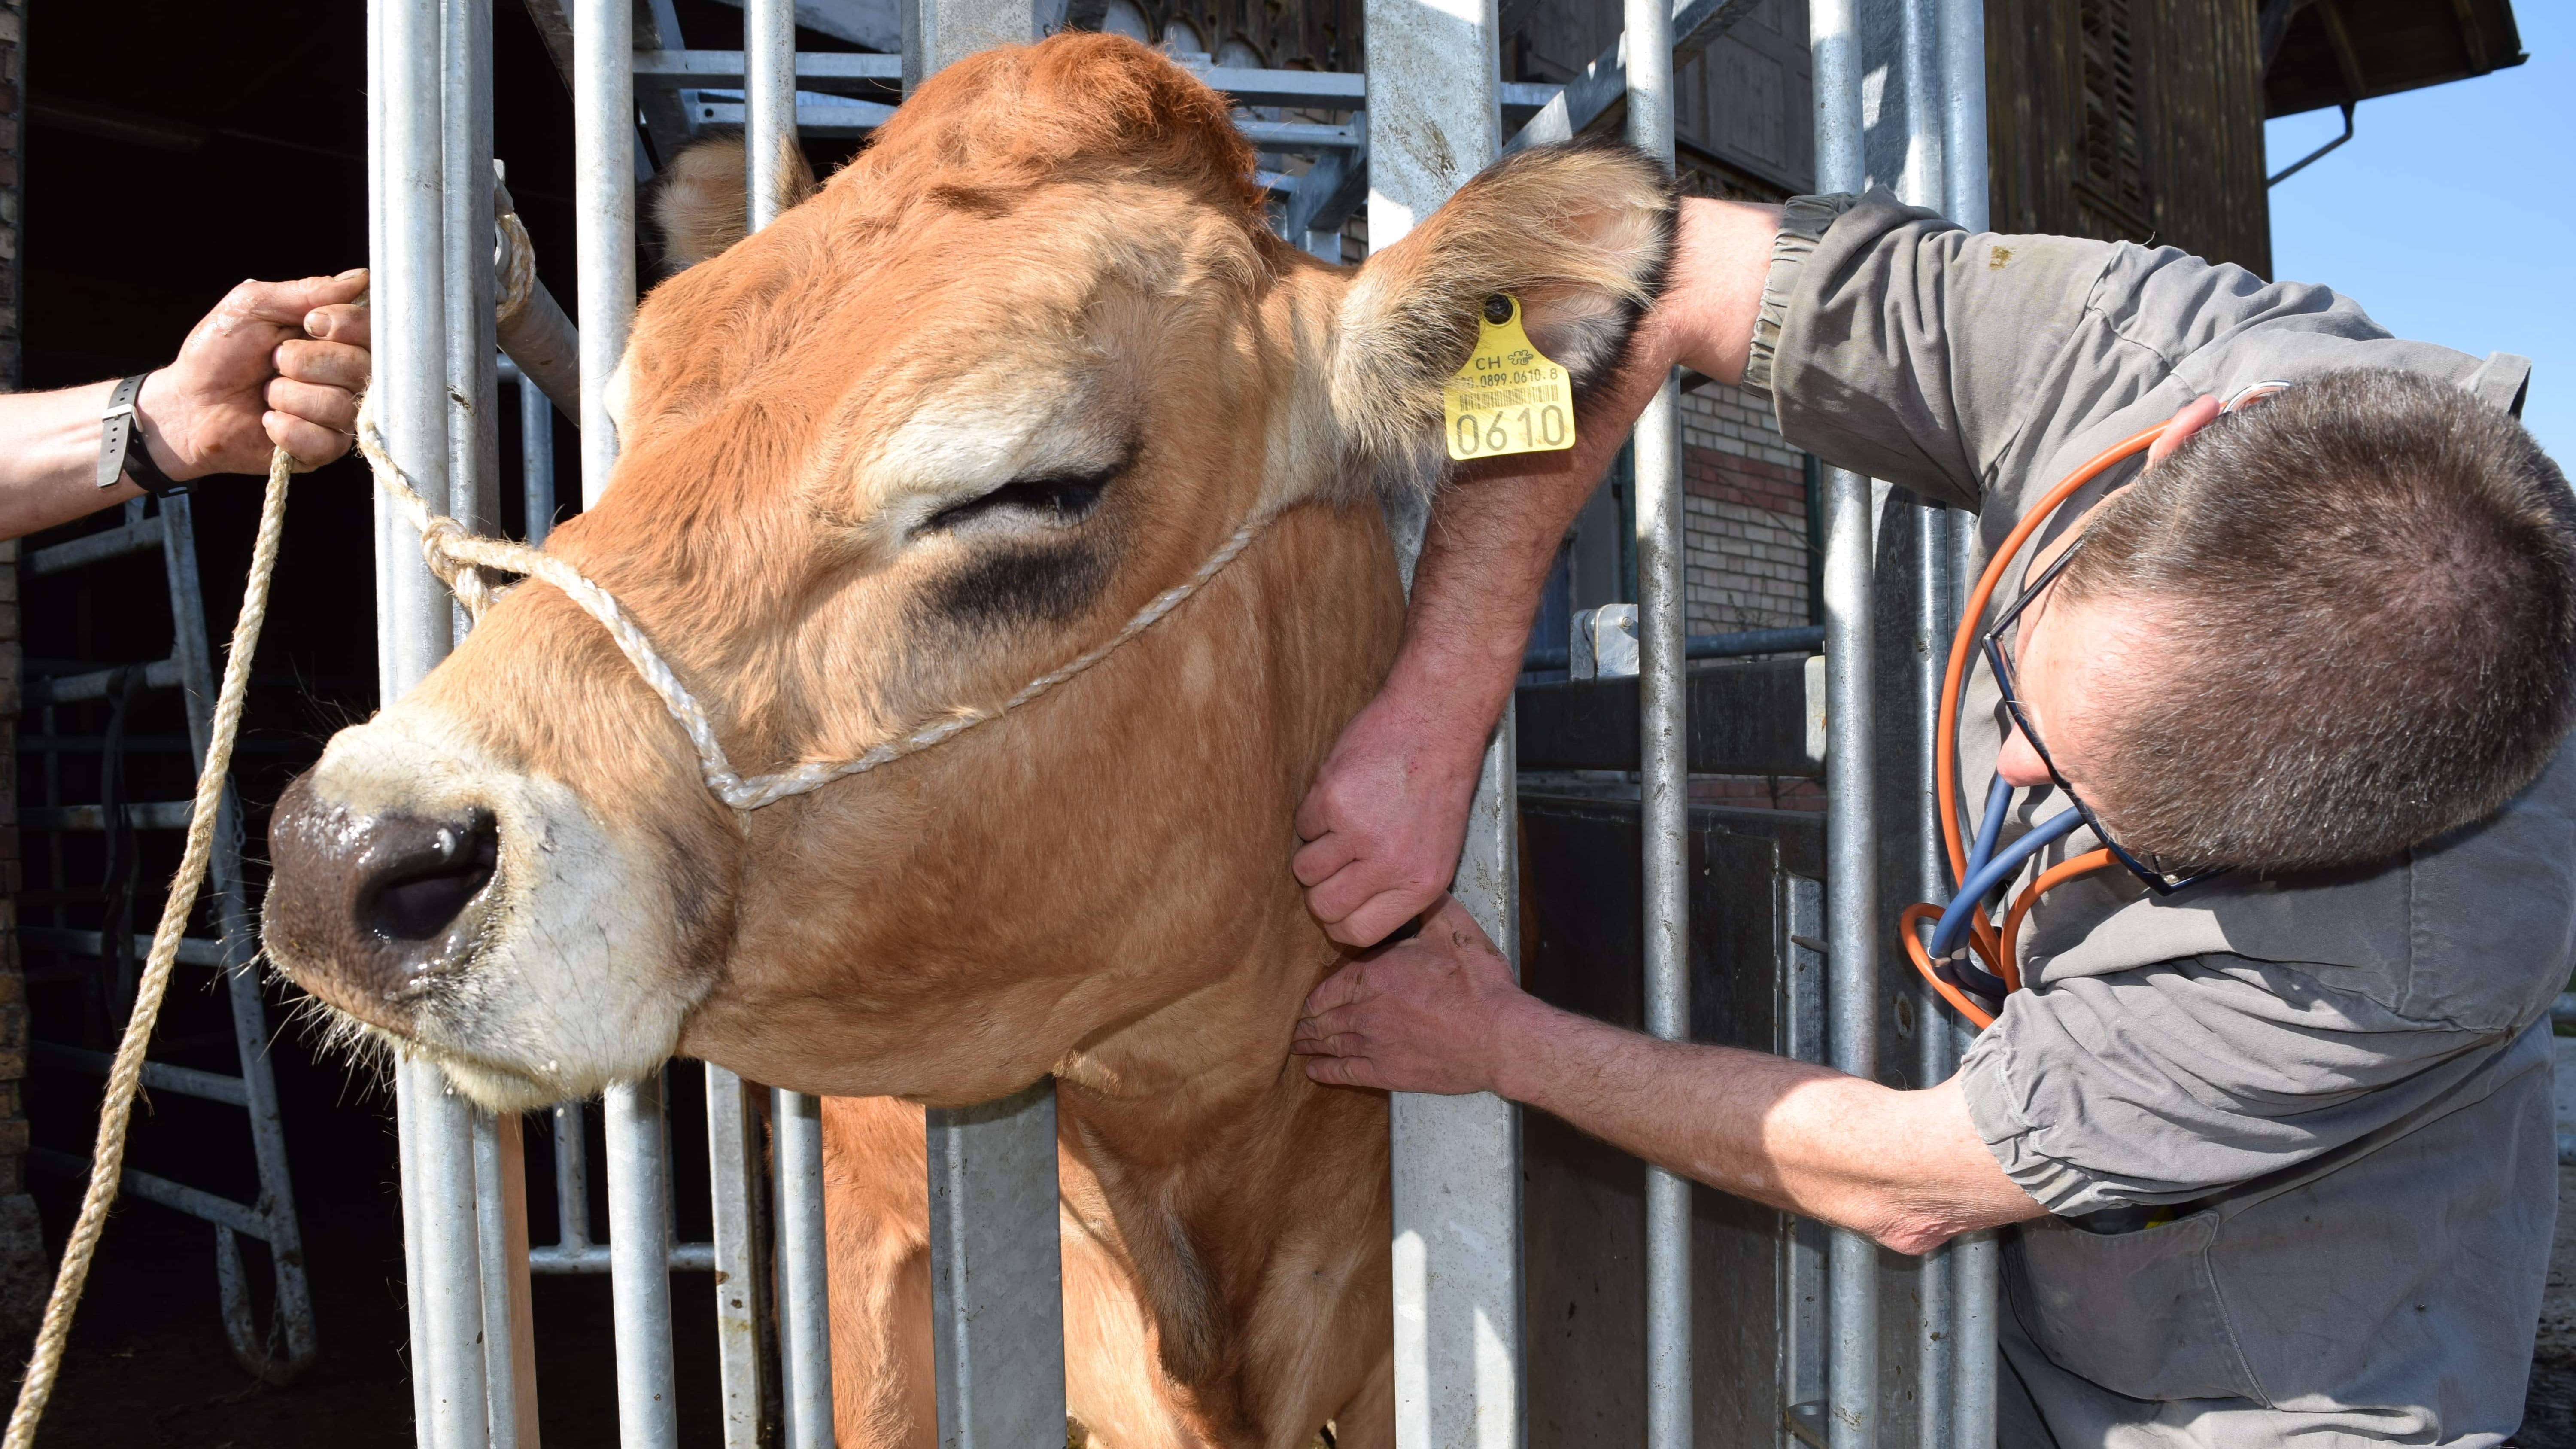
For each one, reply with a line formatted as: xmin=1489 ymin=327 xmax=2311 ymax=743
xmin=96 ymin=373 xmax=192 ymax=498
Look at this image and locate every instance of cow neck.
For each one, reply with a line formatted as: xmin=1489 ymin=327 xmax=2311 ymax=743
xmin=356 ymin=399 xmax=1271 ymax=817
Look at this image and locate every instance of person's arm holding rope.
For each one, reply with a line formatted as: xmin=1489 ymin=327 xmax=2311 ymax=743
xmin=1292 ymin=198 xmax=1779 ymax=947
xmin=0 ymin=270 xmax=371 ymax=540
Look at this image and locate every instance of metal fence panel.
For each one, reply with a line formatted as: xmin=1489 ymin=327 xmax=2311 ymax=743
xmin=774 ymin=1089 xmax=836 ymax=1448
xmin=926 ymin=1084 xmax=1068 ymax=1447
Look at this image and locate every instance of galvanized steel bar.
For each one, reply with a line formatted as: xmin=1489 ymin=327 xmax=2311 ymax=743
xmin=573 ymin=0 xmax=635 ymax=512
xmin=902 ymin=0 xmax=1041 ymax=91
xmin=554 ymin=1102 xmax=591 ymax=1250
xmin=1938 ymin=0 xmax=1988 ymax=232
xmin=371 ymin=14 xmax=430 ymax=1433
xmin=1888 ymin=0 xmax=1958 ymax=1438
xmin=773 ymin=1088 xmax=835 ymax=1449
xmin=382 ymin=0 xmax=454 ymax=682
xmin=573 ymin=11 xmax=677 ymax=1436
xmin=1810 ymin=0 xmax=1877 ymax=1441
xmin=413 ymin=1061 xmax=493 ymax=1449
xmin=1363 ymin=0 xmax=1520 ymax=1441
xmin=444 ymin=0 xmax=499 ymax=536
xmin=895 ymin=13 xmax=1063 ymax=1445
xmin=605 ymin=1078 xmax=681 ymax=1447
xmin=715 ymin=13 xmax=798 ymax=1444
xmin=396 ymin=1066 xmax=437 ymax=1443
xmin=520 ymin=377 xmax=555 ymax=546
xmin=472 ymin=1113 xmax=526 ymax=1449
xmin=1625 ymin=0 xmax=1690 ymax=1435
xmin=1821 ymin=462 xmax=1878 ymax=1449
xmin=1935 ymin=2 xmax=1998 ymax=1444
xmin=926 ymin=1082 xmax=1067 ymax=1447
xmin=705 ymin=1068 xmax=766 ymax=1448
xmin=379 ymin=0 xmax=474 ymax=1432
xmin=745 ymin=0 xmax=797 ymax=232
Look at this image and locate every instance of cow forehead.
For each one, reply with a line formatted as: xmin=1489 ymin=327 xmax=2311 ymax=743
xmin=624 ymin=182 xmax=1284 ymax=519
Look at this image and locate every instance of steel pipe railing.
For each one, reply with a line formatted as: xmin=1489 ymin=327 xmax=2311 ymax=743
xmin=1936 ymin=2 xmax=2001 ymax=1443
xmin=773 ymin=1088 xmax=836 ymax=1448
xmin=604 ymin=1079 xmax=680 ymax=1448
xmin=1624 ymin=0 xmax=1690 ymax=1434
xmin=1809 ymin=0 xmax=1878 ymax=1443
xmin=1363 ymin=0 xmax=1524 ymax=1441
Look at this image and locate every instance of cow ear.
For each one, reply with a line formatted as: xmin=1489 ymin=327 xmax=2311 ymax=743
xmin=648 ymin=130 xmax=820 ymax=271
xmin=1329 ymin=138 xmax=1674 ymax=480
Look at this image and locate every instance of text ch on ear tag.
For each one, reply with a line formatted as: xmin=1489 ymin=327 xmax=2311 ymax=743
xmin=1440 ymin=293 xmax=1578 ymax=463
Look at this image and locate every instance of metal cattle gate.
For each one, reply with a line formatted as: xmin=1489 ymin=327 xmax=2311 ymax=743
xmin=368 ymin=0 xmax=1990 ymax=1441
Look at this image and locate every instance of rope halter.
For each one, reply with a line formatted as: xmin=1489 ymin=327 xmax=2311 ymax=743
xmin=355 ymin=393 xmax=1269 ymax=813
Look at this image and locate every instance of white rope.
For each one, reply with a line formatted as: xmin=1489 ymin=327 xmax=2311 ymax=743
xmin=6 ymin=447 xmax=297 ymax=1449
xmin=355 ymin=393 xmax=1267 ymax=812
xmin=493 ymin=208 xmax=537 ymax=325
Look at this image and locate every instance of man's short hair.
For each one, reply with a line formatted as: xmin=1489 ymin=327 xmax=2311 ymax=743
xmin=2056 ymin=367 xmax=2576 ymax=874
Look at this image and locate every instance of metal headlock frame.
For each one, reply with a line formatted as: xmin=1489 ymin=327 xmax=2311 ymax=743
xmin=367 ymin=0 xmax=1992 ymax=1441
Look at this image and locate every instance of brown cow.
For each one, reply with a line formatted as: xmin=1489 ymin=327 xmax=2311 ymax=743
xmin=263 ymin=35 xmax=1669 ymax=1447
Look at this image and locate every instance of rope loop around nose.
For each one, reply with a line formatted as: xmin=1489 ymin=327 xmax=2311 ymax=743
xmin=352 ymin=390 xmax=1270 ymax=813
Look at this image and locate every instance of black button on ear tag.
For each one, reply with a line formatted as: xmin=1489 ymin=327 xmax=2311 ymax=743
xmin=1442 ymin=293 xmax=1577 ymax=463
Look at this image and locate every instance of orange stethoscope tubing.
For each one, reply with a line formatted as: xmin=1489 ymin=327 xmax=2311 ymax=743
xmin=1902 ymin=424 xmax=2168 ymax=1031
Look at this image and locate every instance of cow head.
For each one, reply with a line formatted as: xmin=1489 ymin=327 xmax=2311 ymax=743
xmin=262 ymin=34 xmax=1671 ymax=1110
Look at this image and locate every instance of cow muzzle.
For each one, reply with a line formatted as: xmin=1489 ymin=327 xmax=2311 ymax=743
xmin=261 ymin=709 xmax=698 ymax=1111
xmin=266 ymin=786 xmax=499 ymax=1009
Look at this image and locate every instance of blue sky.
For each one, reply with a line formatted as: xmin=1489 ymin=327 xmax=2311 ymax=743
xmin=2265 ymin=5 xmax=2573 ymax=464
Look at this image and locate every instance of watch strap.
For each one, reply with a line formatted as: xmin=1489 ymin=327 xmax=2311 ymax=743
xmin=97 ymin=374 xmax=190 ymax=497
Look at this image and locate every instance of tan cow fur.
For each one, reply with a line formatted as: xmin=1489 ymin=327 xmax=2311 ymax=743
xmin=263 ymin=34 xmax=1669 ymax=1448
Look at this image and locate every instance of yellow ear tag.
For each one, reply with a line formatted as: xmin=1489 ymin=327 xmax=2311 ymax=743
xmin=1441 ymin=293 xmax=1577 ymax=463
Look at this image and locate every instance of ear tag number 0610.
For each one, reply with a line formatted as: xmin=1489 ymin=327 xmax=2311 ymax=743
xmin=1441 ymin=293 xmax=1577 ymax=463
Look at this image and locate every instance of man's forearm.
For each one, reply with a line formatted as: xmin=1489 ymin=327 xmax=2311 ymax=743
xmin=1378 ymin=196 xmax=1786 ymax=766
xmin=0 ymin=380 xmax=164 ymax=540
xmin=1488 ymin=995 xmax=2044 ymax=1253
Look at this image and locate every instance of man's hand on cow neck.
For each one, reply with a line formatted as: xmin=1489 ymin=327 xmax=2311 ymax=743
xmin=0 ymin=271 xmax=371 ymax=541
xmin=1292 ymin=198 xmax=1781 ymax=946
xmin=1290 ymin=895 xmax=2048 ymax=1254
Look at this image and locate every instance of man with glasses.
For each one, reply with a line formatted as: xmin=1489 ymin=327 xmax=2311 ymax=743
xmin=1290 ymin=184 xmax=2575 ymax=1446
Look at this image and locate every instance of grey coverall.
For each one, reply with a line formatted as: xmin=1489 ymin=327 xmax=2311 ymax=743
xmin=1744 ymin=191 xmax=2563 ymax=1447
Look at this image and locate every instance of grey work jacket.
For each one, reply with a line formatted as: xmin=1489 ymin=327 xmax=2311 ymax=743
xmin=1747 ymin=191 xmax=2564 ymax=1447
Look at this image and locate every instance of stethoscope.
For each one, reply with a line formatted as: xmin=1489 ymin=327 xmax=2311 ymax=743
xmin=1899 ymin=423 xmax=2190 ymax=1029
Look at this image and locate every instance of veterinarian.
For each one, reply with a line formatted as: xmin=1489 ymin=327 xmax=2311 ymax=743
xmin=0 ymin=270 xmax=372 ymax=540
xmin=1291 ymin=187 xmax=2576 ymax=1446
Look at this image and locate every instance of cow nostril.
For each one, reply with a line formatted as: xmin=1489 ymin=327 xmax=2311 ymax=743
xmin=360 ymin=810 xmax=500 ymax=943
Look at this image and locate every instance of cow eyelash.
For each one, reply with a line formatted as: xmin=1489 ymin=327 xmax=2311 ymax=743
xmin=923 ymin=467 xmax=1115 ymax=533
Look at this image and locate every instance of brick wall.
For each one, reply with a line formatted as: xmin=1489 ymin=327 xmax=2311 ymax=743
xmin=0 ymin=0 xmax=39 ymax=1347
xmin=1679 ymin=380 xmax=1811 ymax=634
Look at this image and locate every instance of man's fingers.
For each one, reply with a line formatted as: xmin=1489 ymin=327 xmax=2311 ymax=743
xmin=1299 ymin=963 xmax=1371 ymax=1020
xmin=303 ymin=302 xmax=372 ymax=348
xmin=1292 ymin=788 xmax=1337 ymax=844
xmin=1327 ymin=889 xmax=1439 ymax=949
xmin=228 ymin=272 xmax=371 ymax=328
xmin=275 ymin=339 xmax=372 ymax=394
xmin=267 ymin=379 xmax=360 ymax=435
xmin=1302 ymin=1055 xmax=1382 ymax=1090
xmin=1291 ymin=831 xmax=1360 ymax=890
xmin=265 ymin=411 xmax=354 ymax=469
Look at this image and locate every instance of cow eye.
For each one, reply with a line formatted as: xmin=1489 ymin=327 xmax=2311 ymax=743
xmin=924 ymin=466 xmax=1114 ymax=534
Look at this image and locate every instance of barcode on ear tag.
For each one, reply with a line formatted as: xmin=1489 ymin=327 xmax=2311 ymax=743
xmin=1440 ymin=293 xmax=1577 ymax=462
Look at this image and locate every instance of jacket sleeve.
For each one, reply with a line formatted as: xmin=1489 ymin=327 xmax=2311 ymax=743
xmin=1743 ymin=189 xmax=2466 ymax=518
xmin=1954 ymin=952 xmax=2531 ymax=1214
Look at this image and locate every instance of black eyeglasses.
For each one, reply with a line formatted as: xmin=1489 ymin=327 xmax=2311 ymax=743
xmin=1978 ymin=535 xmax=2224 ymax=896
